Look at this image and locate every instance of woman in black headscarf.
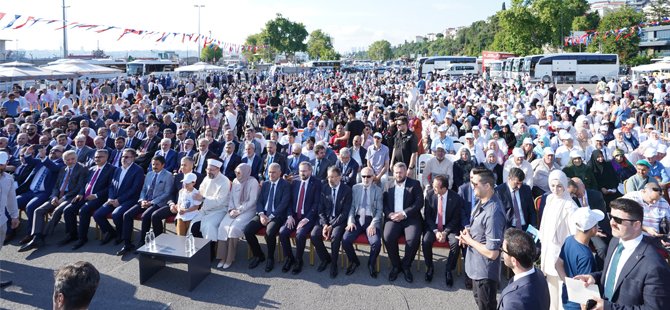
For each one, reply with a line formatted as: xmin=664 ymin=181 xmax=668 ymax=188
xmin=453 ymin=146 xmax=476 ymax=190
xmin=588 ymin=149 xmax=621 ymax=204
xmin=499 ymin=124 xmax=517 ymax=155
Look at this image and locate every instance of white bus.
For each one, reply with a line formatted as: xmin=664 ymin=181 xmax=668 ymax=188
xmin=533 ymin=53 xmax=619 ymax=83
xmin=521 ymin=54 xmax=544 ymax=81
xmin=502 ymin=58 xmax=513 ymax=79
xmin=488 ymin=60 xmax=503 ymax=80
xmin=126 ymin=59 xmax=179 ymax=76
xmin=438 ymin=63 xmax=479 ymax=76
xmin=510 ymin=57 xmax=524 ymax=80
xmin=417 ymin=56 xmax=478 ymax=77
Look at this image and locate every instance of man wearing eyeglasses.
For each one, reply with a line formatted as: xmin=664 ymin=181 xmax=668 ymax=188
xmin=575 ymin=198 xmax=670 ymax=309
xmin=622 ymin=182 xmax=670 ymax=246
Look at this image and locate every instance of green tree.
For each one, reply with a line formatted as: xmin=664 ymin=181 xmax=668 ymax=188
xmin=306 ymin=29 xmax=339 ymax=60
xmin=587 ymin=6 xmax=645 ymax=64
xmin=200 ymin=45 xmax=223 ymax=62
xmin=530 ymin=0 xmax=590 ymax=47
xmin=572 ymin=12 xmax=600 ymax=31
xmin=368 ymin=40 xmax=392 ymax=60
xmin=646 ymin=0 xmax=670 ymax=22
xmin=242 ymin=32 xmax=273 ymax=63
xmin=263 ymin=13 xmax=308 ymax=58
xmin=492 ymin=4 xmax=549 ymax=55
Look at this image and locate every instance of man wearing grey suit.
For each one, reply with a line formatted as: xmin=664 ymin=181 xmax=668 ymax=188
xmin=342 ymin=167 xmax=383 ymax=278
xmin=73 ymin=135 xmax=94 ymax=166
xmin=19 ymin=150 xmax=88 ymax=252
xmin=116 ymin=155 xmax=174 ymax=256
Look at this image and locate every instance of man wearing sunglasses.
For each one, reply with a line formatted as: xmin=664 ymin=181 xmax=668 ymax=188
xmin=622 ymin=182 xmax=670 ymax=246
xmin=574 ymin=198 xmax=670 ymax=309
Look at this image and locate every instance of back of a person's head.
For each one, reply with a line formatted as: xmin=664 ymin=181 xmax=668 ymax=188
xmin=53 ymin=261 xmax=100 ymax=310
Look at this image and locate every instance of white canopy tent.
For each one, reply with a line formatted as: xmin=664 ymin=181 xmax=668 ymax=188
xmin=42 ymin=59 xmax=123 ymax=79
xmin=0 ymin=61 xmax=76 ymax=82
xmin=631 ymin=60 xmax=670 ymax=80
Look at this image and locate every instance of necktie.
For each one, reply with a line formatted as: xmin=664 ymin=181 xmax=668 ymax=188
xmin=125 ymin=139 xmax=131 ymax=148
xmin=603 ymin=148 xmax=608 ymax=160
xmin=437 ymin=194 xmax=444 ymax=231
xmin=266 ymin=183 xmax=276 ymax=213
xmin=85 ymin=167 xmax=102 ymax=197
xmin=32 ymin=168 xmax=47 ymax=192
xmin=142 ymin=140 xmax=149 ymax=152
xmin=359 ymin=187 xmax=369 ymax=226
xmin=604 ymin=243 xmax=625 ymax=300
xmin=146 ymin=172 xmax=158 ymax=201
xmin=297 ymin=181 xmax=306 ymax=218
xmin=512 ymin=189 xmax=523 ymax=228
xmin=332 ymin=188 xmax=337 ymax=217
xmin=76 ymin=148 xmax=81 ymax=157
xmin=59 ymin=168 xmax=72 ymax=198
xmin=315 ymin=159 xmax=320 ymax=175
xmin=114 ymin=151 xmax=121 ymax=167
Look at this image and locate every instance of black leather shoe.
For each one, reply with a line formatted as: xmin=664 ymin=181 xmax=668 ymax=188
xmin=0 ymin=280 xmax=12 ymax=288
xmin=291 ymin=260 xmax=303 ymax=275
xmin=264 ymin=258 xmax=274 ymax=272
xmin=3 ymin=231 xmax=15 ymax=245
xmin=18 ymin=237 xmax=43 ymax=252
xmin=317 ymin=259 xmax=331 ymax=272
xmin=389 ymin=267 xmax=400 ymax=281
xmin=446 ymin=271 xmax=454 ymax=287
xmin=115 ymin=244 xmax=135 ymax=256
xmin=403 ymin=269 xmax=413 ymax=283
xmin=100 ymin=232 xmax=117 ymax=245
xmin=71 ymin=239 xmax=87 ymax=250
xmin=282 ymin=257 xmax=295 ymax=273
xmin=368 ymin=264 xmax=378 ymax=278
xmin=330 ymin=265 xmax=338 ymax=279
xmin=465 ymin=276 xmax=473 ymax=289
xmin=425 ymin=266 xmax=434 ymax=282
xmin=57 ymin=234 xmax=77 ymax=246
xmin=18 ymin=235 xmax=33 ymax=245
xmin=345 ymin=261 xmax=360 ymax=275
xmin=248 ymin=256 xmax=265 ymax=269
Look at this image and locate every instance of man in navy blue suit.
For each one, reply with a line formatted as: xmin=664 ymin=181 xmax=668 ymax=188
xmin=279 ymin=162 xmax=321 ymax=275
xmin=335 ymin=147 xmax=359 ymax=188
xmin=383 ymin=162 xmax=424 ymax=283
xmin=220 ymin=141 xmax=241 ymax=181
xmin=494 ymin=168 xmax=536 ymax=231
xmin=260 ymin=140 xmax=287 ymax=180
xmin=498 ymin=228 xmax=550 ymax=310
xmin=92 ymin=149 xmax=145 ymax=246
xmin=154 ymin=138 xmax=178 ymax=173
xmin=309 ymin=144 xmax=333 ymax=182
xmin=575 ymin=198 xmax=670 ymax=309
xmin=61 ymin=149 xmax=115 ymax=250
xmin=312 ymin=166 xmax=352 ymax=278
xmin=241 ymin=142 xmax=262 ymax=181
xmin=243 ymin=162 xmax=290 ymax=272
xmin=109 ymin=137 xmax=126 ymax=168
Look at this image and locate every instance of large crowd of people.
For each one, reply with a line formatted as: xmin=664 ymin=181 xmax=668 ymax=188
xmin=1 ymin=67 xmax=670 ymax=309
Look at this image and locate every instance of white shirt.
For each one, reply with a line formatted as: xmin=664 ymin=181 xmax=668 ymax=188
xmin=351 ymin=147 xmax=362 ymax=167
xmin=508 ymin=184 xmax=526 ymax=227
xmin=513 ymin=267 xmax=536 ymax=282
xmin=330 ymin=185 xmax=340 ymax=217
xmin=361 ymin=185 xmax=373 ymax=217
xmin=606 ymin=234 xmax=643 ymax=290
xmin=29 ymin=166 xmax=48 ymax=192
xmin=197 ymin=151 xmax=207 ymax=172
xmin=434 ymin=191 xmax=448 ymax=229
xmin=118 ymin=165 xmax=131 ymax=187
xmin=296 ymin=180 xmax=309 ymax=214
xmin=394 ymin=180 xmax=406 ymax=213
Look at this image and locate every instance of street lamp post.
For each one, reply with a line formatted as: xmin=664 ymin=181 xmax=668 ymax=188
xmin=194 ymin=4 xmax=205 ymax=62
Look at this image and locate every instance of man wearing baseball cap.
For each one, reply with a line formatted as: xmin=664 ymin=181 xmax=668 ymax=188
xmin=556 ymin=207 xmax=604 ymax=309
xmin=0 ymin=152 xmax=19 ymax=288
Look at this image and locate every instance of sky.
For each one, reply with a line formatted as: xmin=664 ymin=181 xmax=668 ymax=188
xmin=0 ymin=0 xmax=511 ymax=55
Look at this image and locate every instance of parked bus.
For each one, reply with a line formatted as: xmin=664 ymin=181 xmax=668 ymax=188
xmin=488 ymin=60 xmax=503 ymax=80
xmin=522 ymin=54 xmax=544 ymax=81
xmin=533 ymin=53 xmax=619 ymax=83
xmin=510 ymin=57 xmax=524 ymax=80
xmin=502 ymin=58 xmax=513 ymax=79
xmin=417 ymin=56 xmax=478 ymax=77
xmin=438 ymin=63 xmax=479 ymax=76
xmin=126 ymin=59 xmax=178 ymax=76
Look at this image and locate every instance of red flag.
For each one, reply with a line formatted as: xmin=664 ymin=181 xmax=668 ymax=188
xmin=13 ymin=16 xmax=34 ymax=29
xmin=0 ymin=13 xmax=6 ymax=21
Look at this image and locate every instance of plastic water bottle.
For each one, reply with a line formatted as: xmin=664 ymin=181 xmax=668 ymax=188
xmin=148 ymin=228 xmax=156 ymax=250
xmin=188 ymin=234 xmax=195 ymax=252
xmin=186 ymin=233 xmax=193 ymax=254
xmin=145 ymin=232 xmax=152 ymax=251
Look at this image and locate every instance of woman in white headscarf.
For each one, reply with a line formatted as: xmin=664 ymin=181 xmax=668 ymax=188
xmin=216 ymin=163 xmax=259 ymax=269
xmin=539 ymin=170 xmax=578 ymax=310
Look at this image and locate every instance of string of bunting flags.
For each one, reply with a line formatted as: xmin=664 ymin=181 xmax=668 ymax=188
xmin=563 ymin=17 xmax=670 ymax=47
xmin=0 ymin=12 xmax=268 ymax=53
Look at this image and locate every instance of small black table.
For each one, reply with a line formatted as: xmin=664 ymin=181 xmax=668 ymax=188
xmin=137 ymin=234 xmax=211 ymax=291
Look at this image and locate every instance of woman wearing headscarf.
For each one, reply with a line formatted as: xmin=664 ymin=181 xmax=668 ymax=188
xmin=499 ymin=124 xmax=516 ymax=155
xmin=486 ymin=139 xmax=506 ymax=165
xmin=539 ymin=170 xmax=578 ymax=310
xmin=611 ymin=148 xmax=637 ymax=183
xmin=452 ymin=146 xmax=476 ymax=190
xmin=482 ymin=150 xmax=504 ymax=185
xmin=215 ymin=163 xmax=259 ymax=269
xmin=588 ymin=149 xmax=621 ymax=204
xmin=562 ymin=150 xmax=598 ymax=190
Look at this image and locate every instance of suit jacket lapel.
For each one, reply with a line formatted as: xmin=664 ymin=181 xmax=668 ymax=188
xmin=614 ymin=240 xmax=647 ymax=295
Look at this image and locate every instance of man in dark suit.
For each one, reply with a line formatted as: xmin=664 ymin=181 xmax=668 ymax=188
xmin=569 ymin=177 xmax=611 ymax=270
xmin=12 ymin=147 xmax=37 ymax=189
xmin=109 ymin=137 xmax=126 ymax=168
xmin=19 ymin=150 xmax=88 ymax=252
xmin=124 ymin=126 xmax=143 ymax=150
xmin=343 ymin=167 xmax=383 ymax=278
xmin=116 ymin=155 xmax=174 ymax=256
xmin=60 ymin=149 xmax=115 ymax=250
xmin=92 ymin=149 xmax=145 ymax=246
xmin=287 ymin=143 xmax=310 ymax=180
xmin=261 ymin=140 xmax=287 ymax=180
xmin=335 ymin=147 xmax=359 ymax=188
xmin=575 ymin=198 xmax=670 ymax=309
xmin=134 ymin=125 xmax=160 ymax=170
xmin=498 ymin=228 xmax=550 ymax=310
xmin=422 ymin=175 xmax=463 ymax=286
xmin=309 ymin=144 xmax=333 ymax=182
xmin=193 ymin=138 xmax=217 ymax=177
xmin=154 ymin=138 xmax=178 ymax=173
xmin=176 ymin=138 xmax=196 ymax=166
xmin=240 ymin=142 xmax=262 ymax=181
xmin=243 ymin=162 xmax=290 ymax=272
xmin=351 ymin=135 xmax=367 ymax=168
xmin=279 ymin=162 xmax=321 ymax=274
xmin=220 ymin=141 xmax=241 ymax=181
xmin=311 ymin=166 xmax=352 ymax=278
xmin=495 ymin=168 xmax=536 ymax=231
xmin=73 ymin=135 xmax=94 ymax=166
xmin=383 ymin=162 xmax=424 ymax=283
